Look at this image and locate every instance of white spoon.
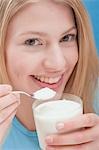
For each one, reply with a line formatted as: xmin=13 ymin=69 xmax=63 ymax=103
xmin=12 ymin=87 xmax=56 ymax=101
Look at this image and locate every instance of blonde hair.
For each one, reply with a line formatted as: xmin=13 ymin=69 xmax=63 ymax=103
xmin=0 ymin=0 xmax=99 ymax=112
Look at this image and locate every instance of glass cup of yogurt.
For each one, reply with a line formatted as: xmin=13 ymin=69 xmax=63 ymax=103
xmin=32 ymin=93 xmax=83 ymax=150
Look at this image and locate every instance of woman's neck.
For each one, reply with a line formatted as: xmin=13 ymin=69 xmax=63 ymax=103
xmin=16 ymin=95 xmax=36 ymax=131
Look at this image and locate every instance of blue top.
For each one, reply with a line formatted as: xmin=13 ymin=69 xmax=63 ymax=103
xmin=2 ymin=117 xmax=41 ymax=150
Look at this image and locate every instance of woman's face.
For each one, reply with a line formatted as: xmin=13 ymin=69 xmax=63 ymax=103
xmin=5 ymin=1 xmax=78 ymax=99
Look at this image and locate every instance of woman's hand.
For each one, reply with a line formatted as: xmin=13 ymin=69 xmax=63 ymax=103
xmin=0 ymin=84 xmax=20 ymax=144
xmin=45 ymin=113 xmax=99 ymax=150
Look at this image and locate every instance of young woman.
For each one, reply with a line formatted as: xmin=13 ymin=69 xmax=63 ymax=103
xmin=0 ymin=0 xmax=99 ymax=149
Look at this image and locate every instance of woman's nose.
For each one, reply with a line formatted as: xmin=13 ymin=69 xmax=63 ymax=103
xmin=43 ymin=45 xmax=67 ymax=72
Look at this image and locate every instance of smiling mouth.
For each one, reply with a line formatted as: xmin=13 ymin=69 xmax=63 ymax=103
xmin=30 ymin=74 xmax=64 ymax=89
xmin=32 ymin=75 xmax=62 ymax=84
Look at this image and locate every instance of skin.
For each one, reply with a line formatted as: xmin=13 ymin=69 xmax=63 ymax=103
xmin=0 ymin=0 xmax=99 ymax=149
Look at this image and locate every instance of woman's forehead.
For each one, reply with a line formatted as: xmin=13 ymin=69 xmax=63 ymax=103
xmin=7 ymin=1 xmax=75 ymax=38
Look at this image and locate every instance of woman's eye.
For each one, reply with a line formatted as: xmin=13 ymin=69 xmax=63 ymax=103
xmin=60 ymin=34 xmax=76 ymax=43
xmin=24 ymin=38 xmax=42 ymax=46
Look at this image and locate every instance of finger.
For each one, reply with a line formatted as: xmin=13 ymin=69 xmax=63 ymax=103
xmin=56 ymin=113 xmax=99 ymax=133
xmin=0 ymin=102 xmax=19 ymax=124
xmin=46 ymin=141 xmax=95 ymax=150
xmin=0 ymin=93 xmax=20 ymax=110
xmin=0 ymin=110 xmax=16 ymax=144
xmin=0 ymin=84 xmax=12 ymax=97
xmin=46 ymin=128 xmax=95 ymax=146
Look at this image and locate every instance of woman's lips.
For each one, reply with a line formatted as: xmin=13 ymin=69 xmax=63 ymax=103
xmin=30 ymin=75 xmax=64 ymax=90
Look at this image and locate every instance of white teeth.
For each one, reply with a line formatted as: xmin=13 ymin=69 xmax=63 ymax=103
xmin=40 ymin=77 xmax=44 ymax=82
xmin=33 ymin=75 xmax=62 ymax=84
xmin=45 ymin=77 xmax=49 ymax=83
xmin=49 ymin=78 xmax=56 ymax=84
xmin=35 ymin=75 xmax=40 ymax=79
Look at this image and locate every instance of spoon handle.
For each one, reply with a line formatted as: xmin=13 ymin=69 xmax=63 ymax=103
xmin=12 ymin=91 xmax=32 ymax=97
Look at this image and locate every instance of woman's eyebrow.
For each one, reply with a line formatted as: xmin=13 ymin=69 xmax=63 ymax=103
xmin=61 ymin=26 xmax=77 ymax=36
xmin=17 ymin=31 xmax=48 ymax=37
xmin=17 ymin=26 xmax=77 ymax=37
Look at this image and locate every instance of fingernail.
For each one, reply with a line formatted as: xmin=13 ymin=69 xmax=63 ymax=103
xmin=56 ymin=122 xmax=64 ymax=130
xmin=45 ymin=136 xmax=53 ymax=144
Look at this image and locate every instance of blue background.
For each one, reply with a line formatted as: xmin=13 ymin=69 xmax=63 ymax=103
xmin=83 ymin=0 xmax=99 ymax=55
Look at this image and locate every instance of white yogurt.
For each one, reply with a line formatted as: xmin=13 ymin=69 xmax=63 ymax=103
xmin=33 ymin=99 xmax=83 ymax=150
xmin=33 ymin=87 xmax=56 ymax=100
